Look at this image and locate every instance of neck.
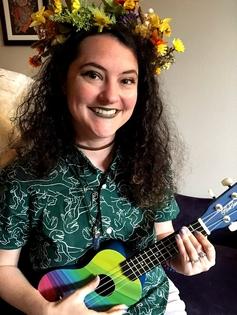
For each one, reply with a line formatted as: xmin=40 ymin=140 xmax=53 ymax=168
xmin=75 ymin=141 xmax=115 ymax=172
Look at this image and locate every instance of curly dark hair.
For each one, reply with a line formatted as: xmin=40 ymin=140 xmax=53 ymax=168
xmin=14 ymin=25 xmax=182 ymax=209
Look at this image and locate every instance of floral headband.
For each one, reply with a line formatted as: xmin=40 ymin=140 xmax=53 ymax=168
xmin=29 ymin=0 xmax=185 ymax=74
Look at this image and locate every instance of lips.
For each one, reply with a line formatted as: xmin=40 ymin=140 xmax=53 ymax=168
xmin=90 ymin=107 xmax=119 ymax=118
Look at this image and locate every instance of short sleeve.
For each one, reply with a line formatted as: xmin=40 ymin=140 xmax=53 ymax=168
xmin=0 ymin=167 xmax=30 ymax=249
xmin=154 ymin=195 xmax=180 ymax=222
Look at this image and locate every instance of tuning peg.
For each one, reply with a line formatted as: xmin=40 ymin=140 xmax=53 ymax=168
xmin=221 ymin=177 xmax=234 ymax=187
xmin=208 ymin=188 xmax=216 ymax=199
xmin=215 ymin=204 xmax=224 ymax=211
xmin=228 ymin=222 xmax=237 ymax=232
xmin=231 ymin=192 xmax=237 ymax=199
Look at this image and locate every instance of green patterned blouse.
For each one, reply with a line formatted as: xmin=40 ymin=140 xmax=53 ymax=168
xmin=0 ymin=148 xmax=179 ymax=315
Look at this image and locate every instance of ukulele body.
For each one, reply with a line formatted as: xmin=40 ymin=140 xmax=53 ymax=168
xmin=38 ymin=241 xmax=145 ymax=311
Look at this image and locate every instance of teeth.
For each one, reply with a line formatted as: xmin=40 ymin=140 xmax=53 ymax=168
xmin=94 ymin=108 xmax=117 ymax=116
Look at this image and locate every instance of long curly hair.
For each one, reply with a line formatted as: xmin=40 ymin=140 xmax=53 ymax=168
xmin=14 ymin=25 xmax=182 ymax=209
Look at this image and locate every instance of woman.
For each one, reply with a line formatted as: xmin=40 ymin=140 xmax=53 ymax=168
xmin=0 ymin=1 xmax=215 ymax=314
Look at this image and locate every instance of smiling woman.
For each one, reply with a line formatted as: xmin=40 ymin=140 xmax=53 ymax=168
xmin=0 ymin=1 xmax=215 ymax=315
xmin=66 ymin=34 xmax=138 ymax=154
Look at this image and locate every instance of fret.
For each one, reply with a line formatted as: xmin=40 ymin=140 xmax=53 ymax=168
xmin=145 ymin=244 xmax=162 ymax=265
xmin=133 ymin=254 xmax=147 ymax=274
xmin=121 ymin=219 xmax=207 ymax=279
xmin=139 ymin=251 xmax=155 ymax=272
xmin=144 ymin=248 xmax=156 ymax=268
xmin=188 ymin=221 xmax=207 ymax=235
xmin=122 ymin=258 xmax=139 ymax=281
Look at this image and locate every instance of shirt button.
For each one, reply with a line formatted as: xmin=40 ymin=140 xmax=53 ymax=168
xmin=92 ymin=192 xmax=98 ymax=200
xmin=106 ymin=227 xmax=113 ymax=234
xmin=102 ymin=183 xmax=107 ymax=189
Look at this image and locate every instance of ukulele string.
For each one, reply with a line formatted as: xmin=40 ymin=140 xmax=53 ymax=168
xmin=85 ymin=209 xmax=237 ymax=307
xmin=41 ymin=200 xmax=235 ymax=304
xmin=85 ymin=240 xmax=177 ymax=308
xmin=84 ymin=242 xmax=173 ymax=307
xmin=204 ymin=209 xmax=237 ymax=231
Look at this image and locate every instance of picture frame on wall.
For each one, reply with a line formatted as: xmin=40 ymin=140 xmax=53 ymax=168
xmin=0 ymin=0 xmax=44 ymax=45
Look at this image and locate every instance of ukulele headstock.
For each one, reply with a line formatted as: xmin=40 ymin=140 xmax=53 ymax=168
xmin=200 ymin=178 xmax=237 ymax=234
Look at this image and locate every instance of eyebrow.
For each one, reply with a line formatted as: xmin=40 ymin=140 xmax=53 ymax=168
xmin=80 ymin=62 xmax=138 ymax=76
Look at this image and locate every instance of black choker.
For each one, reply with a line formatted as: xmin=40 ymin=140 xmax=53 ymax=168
xmin=76 ymin=140 xmax=114 ymax=151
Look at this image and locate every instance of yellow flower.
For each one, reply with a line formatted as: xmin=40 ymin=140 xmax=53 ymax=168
xmin=155 ymin=67 xmax=161 ymax=75
xmin=124 ymin=0 xmax=137 ymax=10
xmin=91 ymin=8 xmax=114 ymax=32
xmin=163 ymin=62 xmax=171 ymax=70
xmin=148 ymin=13 xmax=160 ymax=28
xmin=53 ymin=0 xmax=62 ymax=14
xmin=159 ymin=18 xmax=172 ymax=36
xmin=173 ymin=38 xmax=185 ymax=52
xmin=135 ymin=24 xmax=150 ymax=38
xmin=157 ymin=43 xmax=168 ymax=56
xmin=30 ymin=7 xmax=53 ymax=27
xmin=72 ymin=0 xmax=81 ymax=14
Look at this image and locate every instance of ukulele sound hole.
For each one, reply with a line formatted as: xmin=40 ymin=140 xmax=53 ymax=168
xmin=95 ymin=274 xmax=115 ymax=296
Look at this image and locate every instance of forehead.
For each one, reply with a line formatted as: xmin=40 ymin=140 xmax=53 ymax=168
xmin=74 ymin=34 xmax=138 ymax=70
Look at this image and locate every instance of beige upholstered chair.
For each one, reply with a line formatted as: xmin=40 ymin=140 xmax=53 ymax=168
xmin=0 ymin=68 xmax=33 ymax=167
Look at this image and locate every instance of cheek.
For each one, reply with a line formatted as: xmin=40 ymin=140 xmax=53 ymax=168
xmin=126 ymin=92 xmax=137 ymax=111
xmin=67 ymin=84 xmax=93 ymax=111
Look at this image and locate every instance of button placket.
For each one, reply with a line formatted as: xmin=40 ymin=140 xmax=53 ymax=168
xmin=92 ymin=191 xmax=98 ymax=202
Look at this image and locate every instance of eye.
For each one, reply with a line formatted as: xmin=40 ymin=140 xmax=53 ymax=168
xmin=121 ymin=77 xmax=137 ymax=86
xmin=81 ymin=70 xmax=103 ymax=80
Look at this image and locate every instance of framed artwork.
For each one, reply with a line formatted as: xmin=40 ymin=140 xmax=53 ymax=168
xmin=0 ymin=0 xmax=44 ymax=45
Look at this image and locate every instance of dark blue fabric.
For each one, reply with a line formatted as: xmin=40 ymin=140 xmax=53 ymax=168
xmin=166 ymin=194 xmax=237 ymax=315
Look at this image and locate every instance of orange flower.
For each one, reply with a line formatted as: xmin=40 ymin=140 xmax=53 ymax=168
xmin=150 ymin=30 xmax=165 ymax=45
xmin=114 ymin=0 xmax=125 ymax=4
xmin=124 ymin=0 xmax=137 ymax=10
xmin=29 ymin=55 xmax=42 ymax=67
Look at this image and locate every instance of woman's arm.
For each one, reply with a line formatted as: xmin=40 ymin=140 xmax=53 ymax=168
xmin=154 ymin=221 xmax=175 ymax=241
xmin=154 ymin=221 xmax=216 ymax=275
xmin=0 ymin=248 xmax=49 ymax=315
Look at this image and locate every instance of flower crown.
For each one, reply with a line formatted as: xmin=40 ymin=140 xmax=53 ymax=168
xmin=29 ymin=0 xmax=185 ymax=74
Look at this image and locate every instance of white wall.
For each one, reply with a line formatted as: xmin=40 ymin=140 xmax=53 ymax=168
xmin=145 ymin=0 xmax=237 ymax=197
xmin=1 ymin=0 xmax=237 ymax=197
xmin=0 ymin=22 xmax=35 ymax=76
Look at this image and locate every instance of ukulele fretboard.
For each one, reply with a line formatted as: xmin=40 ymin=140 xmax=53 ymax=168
xmin=121 ymin=220 xmax=206 ymax=280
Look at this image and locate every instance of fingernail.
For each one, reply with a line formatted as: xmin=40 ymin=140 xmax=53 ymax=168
xmin=193 ymin=231 xmax=201 ymax=235
xmin=194 ymin=230 xmax=201 ymax=236
xmin=180 ymin=226 xmax=189 ymax=235
xmin=175 ymin=234 xmax=181 ymax=240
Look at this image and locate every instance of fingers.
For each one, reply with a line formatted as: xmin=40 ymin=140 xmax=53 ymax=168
xmin=107 ymin=304 xmax=128 ymax=314
xmin=74 ymin=279 xmax=128 ymax=314
xmin=177 ymin=227 xmax=201 ymax=262
xmin=73 ymin=276 xmax=100 ymax=302
xmin=194 ymin=230 xmax=216 ymax=264
xmin=175 ymin=226 xmax=216 ymax=274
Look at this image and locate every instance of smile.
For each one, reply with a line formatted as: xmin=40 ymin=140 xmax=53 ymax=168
xmin=90 ymin=107 xmax=119 ymax=118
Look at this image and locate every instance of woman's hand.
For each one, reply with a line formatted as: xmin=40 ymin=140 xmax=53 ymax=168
xmin=170 ymin=227 xmax=216 ymax=275
xmin=43 ymin=277 xmax=128 ymax=315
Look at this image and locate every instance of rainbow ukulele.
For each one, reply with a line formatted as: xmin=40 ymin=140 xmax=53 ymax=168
xmin=38 ymin=179 xmax=237 ymax=311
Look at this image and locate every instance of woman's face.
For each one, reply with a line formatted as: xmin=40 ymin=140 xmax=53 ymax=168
xmin=65 ymin=34 xmax=138 ymax=146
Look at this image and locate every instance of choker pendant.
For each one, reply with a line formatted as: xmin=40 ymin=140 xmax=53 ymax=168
xmin=93 ymin=225 xmax=101 ymax=251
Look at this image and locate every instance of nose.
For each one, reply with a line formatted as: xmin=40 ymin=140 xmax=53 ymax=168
xmin=98 ymin=79 xmax=119 ymax=105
